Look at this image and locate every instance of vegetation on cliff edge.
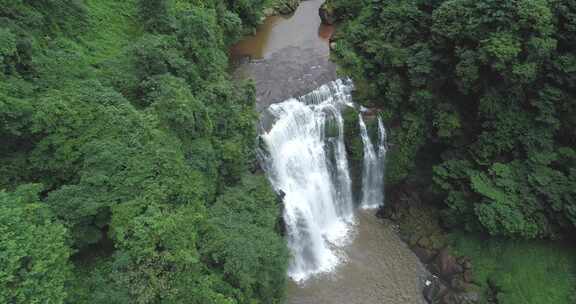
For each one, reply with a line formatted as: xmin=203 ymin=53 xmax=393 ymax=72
xmin=330 ymin=0 xmax=576 ymax=302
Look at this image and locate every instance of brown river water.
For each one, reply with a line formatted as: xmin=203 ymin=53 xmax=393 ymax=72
xmin=231 ymin=1 xmax=428 ymax=303
xmin=230 ymin=0 xmax=334 ymax=60
xmin=230 ymin=0 xmax=338 ymax=112
xmin=286 ymin=211 xmax=427 ymax=304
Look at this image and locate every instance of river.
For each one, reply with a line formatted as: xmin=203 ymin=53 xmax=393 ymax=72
xmin=230 ymin=0 xmax=337 ymax=112
xmin=231 ymin=1 xmax=428 ymax=303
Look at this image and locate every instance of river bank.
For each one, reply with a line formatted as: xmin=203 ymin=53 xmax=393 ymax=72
xmin=382 ymin=180 xmax=576 ymax=304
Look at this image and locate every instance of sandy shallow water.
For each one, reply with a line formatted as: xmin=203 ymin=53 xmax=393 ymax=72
xmin=287 ymin=211 xmax=427 ymax=304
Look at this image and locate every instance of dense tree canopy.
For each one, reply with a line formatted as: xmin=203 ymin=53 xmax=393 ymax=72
xmin=331 ymin=0 xmax=576 ymax=239
xmin=0 ymin=0 xmax=288 ymax=303
xmin=0 ymin=184 xmax=72 ymax=303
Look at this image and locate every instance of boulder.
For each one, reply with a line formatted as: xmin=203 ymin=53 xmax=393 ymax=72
xmin=418 ymin=236 xmax=433 ymax=248
xmin=423 ymin=277 xmax=449 ymax=303
xmin=450 ymin=277 xmax=468 ymax=292
xmin=435 ymin=248 xmax=464 ymax=280
xmin=463 ymin=259 xmax=473 ymax=270
xmin=263 ymin=8 xmax=275 ymax=16
xmin=329 ymin=41 xmax=337 ymax=51
xmin=413 ymin=245 xmax=438 ymax=263
xmin=441 ymin=293 xmax=460 ymax=304
xmin=424 ymin=278 xmax=480 ymax=304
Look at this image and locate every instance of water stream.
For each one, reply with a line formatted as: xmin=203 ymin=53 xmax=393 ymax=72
xmin=359 ymin=115 xmax=387 ymax=209
xmin=260 ymin=78 xmax=393 ymax=283
xmin=257 ymin=80 xmax=425 ymax=303
xmin=230 ymin=0 xmax=337 ymax=112
xmin=232 ymin=1 xmax=427 ymax=302
xmin=230 ymin=0 xmax=333 ymax=60
xmin=259 ymin=79 xmax=356 ymax=282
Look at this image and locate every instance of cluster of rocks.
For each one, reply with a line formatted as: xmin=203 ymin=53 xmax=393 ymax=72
xmin=381 ymin=182 xmax=480 ymax=304
xmin=421 ymin=248 xmax=479 ymax=304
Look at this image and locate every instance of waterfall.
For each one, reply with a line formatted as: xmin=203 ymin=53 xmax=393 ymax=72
xmin=377 ymin=117 xmax=388 ymax=160
xmin=359 ymin=115 xmax=387 ymax=209
xmin=258 ymin=79 xmax=387 ymax=282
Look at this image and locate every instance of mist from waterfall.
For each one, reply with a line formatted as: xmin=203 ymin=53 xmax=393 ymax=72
xmin=258 ymin=79 xmax=387 ymax=282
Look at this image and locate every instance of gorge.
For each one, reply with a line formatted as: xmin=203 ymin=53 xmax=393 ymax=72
xmin=2 ymin=1 xmax=575 ymax=303
xmin=231 ymin=1 xmax=427 ymax=302
xmin=258 ymin=80 xmax=426 ymax=303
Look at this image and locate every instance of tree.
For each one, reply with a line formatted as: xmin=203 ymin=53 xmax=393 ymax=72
xmin=0 ymin=1 xmax=288 ymax=302
xmin=333 ymin=0 xmax=576 ymax=238
xmin=201 ymin=175 xmax=289 ymax=303
xmin=0 ymin=184 xmax=72 ymax=304
xmin=138 ymin=0 xmax=173 ymax=33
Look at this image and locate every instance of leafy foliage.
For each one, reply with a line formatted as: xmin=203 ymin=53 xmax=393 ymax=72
xmin=450 ymin=233 xmax=576 ymax=304
xmin=333 ymin=0 xmax=576 ymax=239
xmin=0 ymin=185 xmax=72 ymax=304
xmin=0 ymin=0 xmax=288 ymax=303
xmin=201 ymin=176 xmax=289 ymax=303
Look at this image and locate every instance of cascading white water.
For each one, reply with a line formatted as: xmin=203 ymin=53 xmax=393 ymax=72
xmin=259 ymin=80 xmax=355 ymax=282
xmin=377 ymin=117 xmax=388 ymax=161
xmin=358 ymin=115 xmax=387 ymax=209
xmin=258 ymin=79 xmax=388 ymax=282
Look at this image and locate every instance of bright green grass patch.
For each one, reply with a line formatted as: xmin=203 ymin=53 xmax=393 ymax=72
xmin=31 ymin=0 xmax=143 ymax=89
xmin=450 ymin=233 xmax=576 ymax=304
xmin=78 ymin=0 xmax=142 ymax=65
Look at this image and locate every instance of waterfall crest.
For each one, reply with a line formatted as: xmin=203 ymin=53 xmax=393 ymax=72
xmin=258 ymin=79 xmax=387 ymax=282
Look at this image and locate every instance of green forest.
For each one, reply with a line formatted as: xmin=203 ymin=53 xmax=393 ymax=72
xmin=2 ymin=0 xmax=576 ymax=303
xmin=328 ymin=0 xmax=576 ymax=302
xmin=0 ymin=0 xmax=290 ymax=303
xmin=333 ymin=0 xmax=576 ymax=239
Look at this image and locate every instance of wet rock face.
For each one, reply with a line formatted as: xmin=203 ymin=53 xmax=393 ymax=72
xmin=412 ymin=245 xmax=437 ymax=264
xmin=422 ymin=270 xmax=480 ymax=304
xmin=435 ymin=249 xmax=463 ymax=279
xmin=418 ymin=245 xmax=479 ymax=304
